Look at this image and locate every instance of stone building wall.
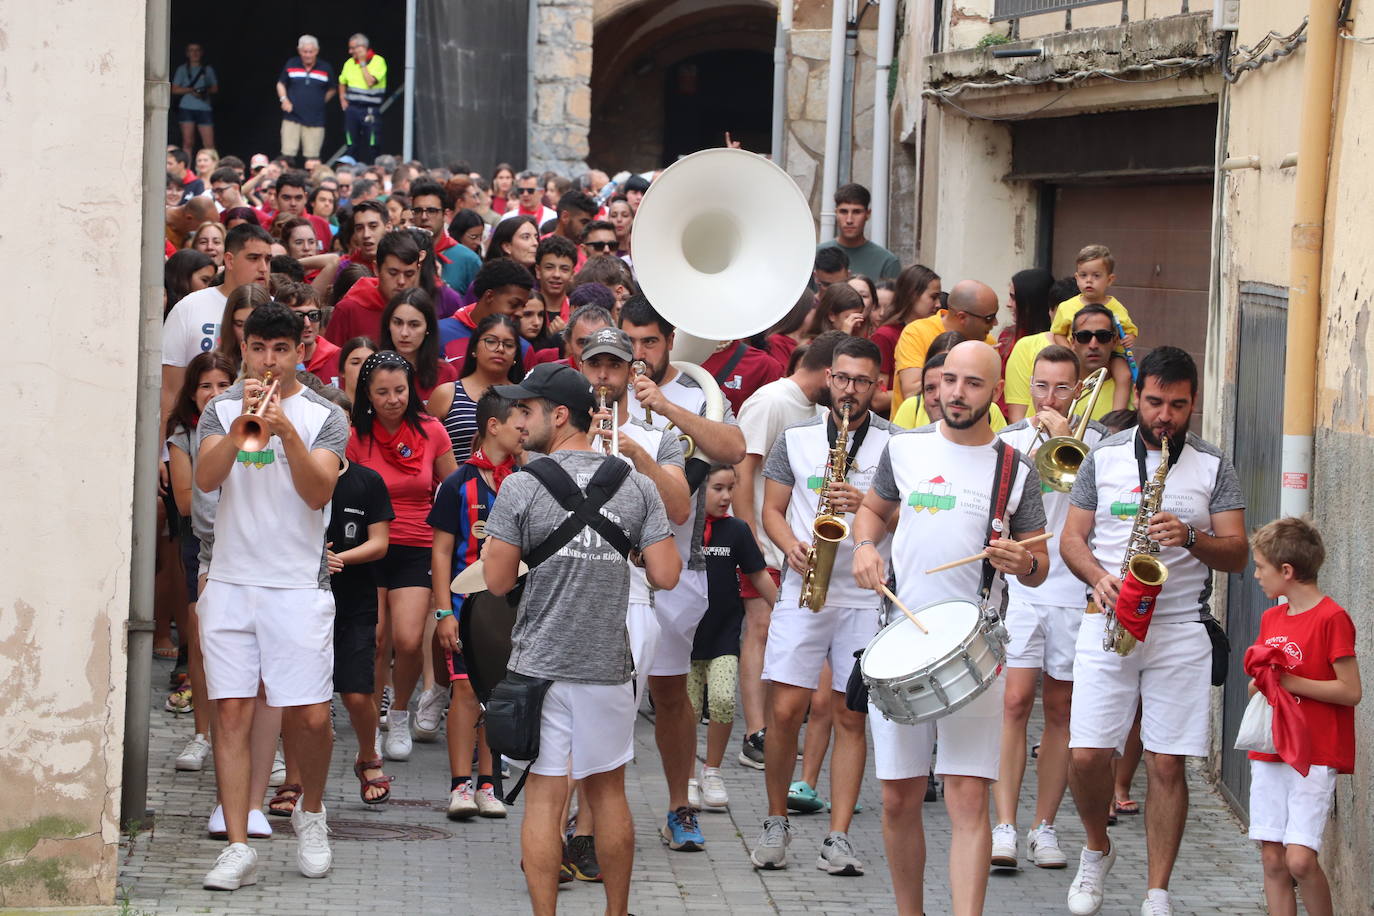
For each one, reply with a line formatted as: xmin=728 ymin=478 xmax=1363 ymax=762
xmin=530 ymin=0 xmax=594 ymax=175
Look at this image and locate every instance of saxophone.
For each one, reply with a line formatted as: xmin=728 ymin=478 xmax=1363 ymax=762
xmin=1103 ymin=435 xmax=1171 ymax=655
xmin=800 ymin=403 xmax=852 ymax=612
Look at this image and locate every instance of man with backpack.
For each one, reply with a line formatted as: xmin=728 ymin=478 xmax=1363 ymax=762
xmin=481 ymin=363 xmax=682 ymax=916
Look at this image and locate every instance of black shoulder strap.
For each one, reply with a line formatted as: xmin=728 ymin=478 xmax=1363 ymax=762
xmin=980 ymin=440 xmax=1019 ymax=601
xmin=713 ymin=342 xmax=748 ymax=384
xmin=523 ymin=457 xmax=634 ymax=568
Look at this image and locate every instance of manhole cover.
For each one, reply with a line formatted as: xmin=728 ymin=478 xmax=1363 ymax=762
xmin=276 ymin=819 xmax=452 ymax=841
xmin=385 ymin=798 xmax=441 ymax=809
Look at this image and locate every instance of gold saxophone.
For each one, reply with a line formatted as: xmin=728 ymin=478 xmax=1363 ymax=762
xmin=800 ymin=403 xmax=852 ymax=613
xmin=1104 ymin=435 xmax=1170 ymax=655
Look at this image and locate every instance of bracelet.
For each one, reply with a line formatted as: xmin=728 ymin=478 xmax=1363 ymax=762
xmin=1184 ymin=525 xmax=1197 ymax=549
xmin=1025 ymin=554 xmax=1039 ymax=577
xmin=853 ymin=539 xmax=875 ymax=552
xmin=433 ymin=608 xmax=454 ymax=621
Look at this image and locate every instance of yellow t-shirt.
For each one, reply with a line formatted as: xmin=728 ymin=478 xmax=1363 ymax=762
xmin=891 ymin=311 xmax=998 ymax=414
xmin=1003 ymin=330 xmax=1125 ymax=420
xmin=1048 ymin=295 xmax=1137 ymax=338
xmin=892 ymin=396 xmax=1007 ymax=431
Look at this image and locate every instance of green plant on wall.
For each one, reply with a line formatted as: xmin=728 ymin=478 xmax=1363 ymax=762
xmin=977 ymin=32 xmax=1013 ymax=49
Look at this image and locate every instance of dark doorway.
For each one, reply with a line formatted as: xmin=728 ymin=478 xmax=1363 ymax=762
xmin=662 ymin=50 xmax=772 ymax=164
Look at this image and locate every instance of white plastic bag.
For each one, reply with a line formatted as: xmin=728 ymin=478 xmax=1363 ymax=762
xmin=1234 ymin=691 xmax=1276 ymax=754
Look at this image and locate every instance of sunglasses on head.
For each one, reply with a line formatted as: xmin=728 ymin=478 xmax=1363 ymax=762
xmin=1073 ymin=329 xmax=1115 ymax=344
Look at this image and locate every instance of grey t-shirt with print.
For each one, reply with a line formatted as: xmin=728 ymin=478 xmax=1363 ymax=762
xmin=483 ymin=449 xmax=673 ymax=685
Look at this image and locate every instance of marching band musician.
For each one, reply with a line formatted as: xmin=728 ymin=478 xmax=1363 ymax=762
xmin=991 ymin=345 xmax=1107 ymax=872
xmin=749 ymin=336 xmax=896 ymax=875
xmin=1059 ymin=346 xmax=1247 ymax=916
xmin=853 ymin=335 xmax=1049 ymax=916
xmin=618 ymin=296 xmax=747 ymax=853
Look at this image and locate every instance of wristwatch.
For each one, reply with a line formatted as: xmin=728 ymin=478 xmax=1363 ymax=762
xmin=1184 ymin=525 xmax=1197 ymax=549
xmin=434 ymin=608 xmax=454 ymax=621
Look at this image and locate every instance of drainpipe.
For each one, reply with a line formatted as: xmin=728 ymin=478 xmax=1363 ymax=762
xmin=869 ymin=0 xmax=897 ymax=248
xmin=402 ymin=0 xmax=416 ymax=161
xmin=527 ymin=0 xmax=540 ymax=168
xmin=837 ymin=12 xmax=859 ymax=184
xmin=123 ymin=0 xmax=170 ymax=830
xmin=819 ymin=0 xmax=849 ymax=240
xmin=1281 ymin=0 xmax=1340 ymax=519
xmin=770 ymin=0 xmax=793 ymax=162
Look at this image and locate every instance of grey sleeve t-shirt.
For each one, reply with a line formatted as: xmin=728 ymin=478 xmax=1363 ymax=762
xmin=484 ymin=449 xmax=672 ymax=684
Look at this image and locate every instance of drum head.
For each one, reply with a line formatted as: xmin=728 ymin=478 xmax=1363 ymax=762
xmin=862 ymin=599 xmax=980 ymax=680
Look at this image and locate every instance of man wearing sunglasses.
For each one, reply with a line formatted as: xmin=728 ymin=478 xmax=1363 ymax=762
xmin=1065 ymin=304 xmax=1128 ymax=418
xmin=498 ymin=170 xmax=556 ymax=227
xmin=580 ymin=220 xmax=619 ymax=263
xmin=892 ymin=279 xmax=1001 ymax=416
xmin=290 ymin=297 xmax=339 ymax=386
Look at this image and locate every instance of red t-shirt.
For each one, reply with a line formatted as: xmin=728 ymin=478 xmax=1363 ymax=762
xmin=701 ymin=342 xmax=783 ymax=416
xmin=323 ymin=277 xmax=387 ymax=345
xmin=767 ymin=334 xmax=798 ymax=373
xmin=345 ymin=415 xmax=450 ymax=548
xmin=1248 ymin=597 xmax=1358 ymax=773
xmin=871 ymin=324 xmax=902 ymax=377
xmin=416 ymin=358 xmax=458 ymax=403
xmin=305 ymin=212 xmax=332 ymax=250
xmin=305 ymin=336 xmax=342 ymax=386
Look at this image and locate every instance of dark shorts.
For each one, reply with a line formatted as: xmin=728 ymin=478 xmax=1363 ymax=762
xmin=378 ymin=544 xmax=432 ymax=590
xmin=178 ymin=107 xmax=213 ymax=126
xmin=740 ymin=566 xmax=781 ymax=601
xmin=333 ymin=615 xmax=377 ymax=694
xmin=180 ymin=534 xmax=202 ymax=602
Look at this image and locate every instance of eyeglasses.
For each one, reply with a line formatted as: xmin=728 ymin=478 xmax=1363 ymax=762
xmin=1073 ymin=329 xmax=1115 ymax=345
xmin=517 ymin=186 xmax=539 ymax=194
xmin=955 ymin=308 xmax=999 ymax=324
xmin=211 ymin=185 xmax=233 ymax=195
xmin=585 ymin=240 xmax=615 ymax=251
xmin=294 ymin=309 xmax=323 ymax=323
xmin=831 ymin=372 xmax=876 ymax=392
xmin=480 ymin=336 xmax=517 ymax=352
xmin=412 ymin=206 xmax=444 ymax=217
xmin=1029 ymin=381 xmax=1075 ymax=397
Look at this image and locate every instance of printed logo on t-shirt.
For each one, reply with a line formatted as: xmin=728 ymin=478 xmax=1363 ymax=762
xmin=199 ymin=321 xmax=220 ymax=353
xmin=1264 ymin=634 xmax=1304 ymax=665
xmin=237 ymin=448 xmax=275 ymax=468
xmin=344 ymin=520 xmax=359 ymax=541
xmin=1110 ymin=485 xmax=1142 ymax=520
xmin=703 ymin=544 xmax=733 ymax=557
xmin=723 ymin=374 xmax=742 ymax=391
xmin=907 ymin=476 xmax=957 ymax=513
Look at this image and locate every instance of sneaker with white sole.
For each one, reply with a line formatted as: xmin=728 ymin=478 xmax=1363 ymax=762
xmin=206 ymin=805 xmax=271 ymax=840
xmin=700 ymin=767 xmax=728 ymax=809
xmin=247 ymin=809 xmax=272 ymax=838
xmin=203 ymin=843 xmax=257 ymax=891
xmin=385 ymin=710 xmax=412 ymax=761
xmin=738 ymin=729 xmax=766 ymax=769
xmin=817 ymin=831 xmax=864 ymax=876
xmin=1027 ymin=821 xmax=1067 ymax=868
xmin=291 ymin=804 xmax=332 ymax=878
xmin=447 ymin=781 xmax=478 ymax=819
xmin=1067 ymin=841 xmax=1117 ymax=915
xmin=991 ymin=822 xmax=1019 ymax=869
xmin=476 ymin=783 xmax=507 ymax=818
xmin=175 ymin=733 xmax=211 ymax=771
xmin=1140 ymin=889 xmax=1173 ymax=916
xmin=750 ymin=815 xmax=791 ymax=869
xmin=269 ymin=749 xmax=286 ymax=787
xmin=413 ymin=684 xmax=447 ymax=741
xmin=686 ymin=778 xmax=702 ymax=810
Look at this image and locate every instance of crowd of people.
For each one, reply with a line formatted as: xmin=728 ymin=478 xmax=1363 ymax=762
xmin=156 ymin=34 xmax=1360 ymax=916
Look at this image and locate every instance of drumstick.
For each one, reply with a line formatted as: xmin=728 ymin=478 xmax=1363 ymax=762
xmin=924 ymin=532 xmax=1054 ymax=575
xmin=878 ymin=583 xmax=929 ymax=634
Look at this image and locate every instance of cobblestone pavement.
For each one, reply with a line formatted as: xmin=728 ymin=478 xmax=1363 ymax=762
xmin=120 ymin=658 xmax=1264 ymax=915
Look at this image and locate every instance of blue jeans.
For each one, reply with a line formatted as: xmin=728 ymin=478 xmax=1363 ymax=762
xmin=344 ymin=105 xmax=381 ymax=164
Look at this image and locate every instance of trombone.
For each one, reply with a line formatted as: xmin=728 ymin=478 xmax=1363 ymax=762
xmin=1033 ymin=367 xmax=1107 ymax=493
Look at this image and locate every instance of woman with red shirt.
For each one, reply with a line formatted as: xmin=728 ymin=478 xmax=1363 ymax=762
xmin=347 ymin=351 xmax=457 ymax=762
xmin=379 ymin=288 xmax=457 ymax=417
xmin=871 ymin=264 xmax=941 ymax=386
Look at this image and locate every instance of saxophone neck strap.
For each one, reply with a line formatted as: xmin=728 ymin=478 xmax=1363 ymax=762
xmin=825 ymin=410 xmax=870 ymax=475
xmin=1134 ymin=428 xmax=1181 ymax=489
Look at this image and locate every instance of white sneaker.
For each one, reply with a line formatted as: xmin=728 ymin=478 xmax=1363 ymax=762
xmin=447 ymin=782 xmax=478 ymax=820
xmin=269 ymin=749 xmax=286 ymax=787
xmin=206 ymin=804 xmax=227 ymax=839
xmin=247 ymin=808 xmax=272 ymax=838
xmin=175 ymin=733 xmax=211 ymax=771
xmin=385 ymin=710 xmax=412 ymax=761
xmin=207 ymin=805 xmax=271 ymax=839
xmin=291 ymin=804 xmax=332 ymax=878
xmin=686 ymin=777 xmax=702 ymax=810
xmin=413 ymin=684 xmax=447 ymax=741
xmin=1028 ymin=821 xmax=1067 ymax=868
xmin=1067 ymin=841 xmax=1117 ymax=915
xmin=475 ymin=783 xmax=507 ymax=818
xmin=991 ymin=822 xmax=1019 ymax=869
xmin=1141 ymin=890 xmax=1173 ymax=915
xmin=700 ymin=767 xmax=729 ymax=808
xmin=203 ymin=842 xmax=257 ymax=890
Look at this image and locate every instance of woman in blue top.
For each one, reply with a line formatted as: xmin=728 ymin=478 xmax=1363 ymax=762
xmin=171 ymin=42 xmax=218 ymax=155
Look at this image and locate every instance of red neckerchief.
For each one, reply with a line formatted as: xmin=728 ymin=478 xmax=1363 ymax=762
xmin=434 ymin=232 xmax=457 ymax=265
xmin=704 ymin=512 xmax=728 ymax=548
xmin=1243 ymin=642 xmax=1314 ymax=776
xmin=369 ymin=419 xmax=426 ymax=475
xmin=467 ymin=448 xmax=515 ymax=490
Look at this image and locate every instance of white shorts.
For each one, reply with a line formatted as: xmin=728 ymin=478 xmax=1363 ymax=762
xmin=198 ymin=580 xmax=335 ymax=707
xmin=527 ymin=680 xmax=637 ymax=780
xmin=648 ymin=568 xmax=708 ymax=677
xmin=869 ymin=675 xmax=1005 ymax=781
xmin=763 ymin=601 xmax=878 ymax=693
xmin=1004 ymin=597 xmax=1082 ymax=681
xmin=1070 ymin=616 xmax=1212 ymax=757
xmin=1248 ymin=760 xmax=1337 ymax=851
xmin=627 ymin=601 xmax=659 ymax=701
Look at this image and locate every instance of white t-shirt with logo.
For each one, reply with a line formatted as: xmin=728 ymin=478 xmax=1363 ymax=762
xmin=999 ymin=417 xmax=1105 ymax=608
xmin=870 ymin=423 xmax=1047 ymax=623
xmin=198 ymin=383 xmax=349 ymax=589
xmin=163 ymin=285 xmax=229 ymax=368
xmin=738 ymin=377 xmax=821 ymax=569
xmin=604 ymin=415 xmax=686 ymax=605
xmin=762 ymin=413 xmax=895 ymax=609
xmin=1068 ymin=429 xmax=1244 ymax=624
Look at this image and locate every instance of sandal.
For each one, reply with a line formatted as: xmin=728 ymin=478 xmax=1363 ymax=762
xmin=354 ymin=757 xmax=394 ymax=805
xmin=1114 ymin=798 xmax=1141 ymax=815
xmin=268 ymin=783 xmax=301 ymax=817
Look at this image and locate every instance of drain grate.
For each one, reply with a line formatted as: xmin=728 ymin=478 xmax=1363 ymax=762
xmin=276 ymin=819 xmax=453 ymax=841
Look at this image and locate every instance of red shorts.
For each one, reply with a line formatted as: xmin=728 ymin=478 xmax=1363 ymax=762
xmin=740 ymin=567 xmax=781 ymax=601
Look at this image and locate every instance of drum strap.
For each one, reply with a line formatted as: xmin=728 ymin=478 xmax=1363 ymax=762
xmin=980 ymin=440 xmax=1019 ymax=602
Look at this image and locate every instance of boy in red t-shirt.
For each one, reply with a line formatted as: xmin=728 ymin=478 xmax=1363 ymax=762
xmin=1247 ymin=517 xmax=1361 ymax=916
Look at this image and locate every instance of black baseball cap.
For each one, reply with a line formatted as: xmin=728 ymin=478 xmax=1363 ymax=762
xmin=580 ymin=327 xmax=634 ymax=362
xmin=493 ymin=363 xmax=596 ymax=415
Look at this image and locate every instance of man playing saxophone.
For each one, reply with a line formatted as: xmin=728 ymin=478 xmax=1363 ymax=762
xmin=1059 ymin=346 xmax=1248 ymax=916
xmin=750 ymin=337 xmax=895 ymax=876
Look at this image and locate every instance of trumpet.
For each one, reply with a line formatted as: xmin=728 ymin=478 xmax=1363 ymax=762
xmin=630 ymin=360 xmax=651 ymax=423
xmin=230 ymin=371 xmax=279 ymax=452
xmin=1034 ymin=367 xmax=1108 ymax=493
xmin=596 ymin=385 xmax=619 ymax=456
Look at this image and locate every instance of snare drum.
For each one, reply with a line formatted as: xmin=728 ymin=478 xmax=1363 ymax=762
xmin=861 ymin=598 xmax=1005 ymax=724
